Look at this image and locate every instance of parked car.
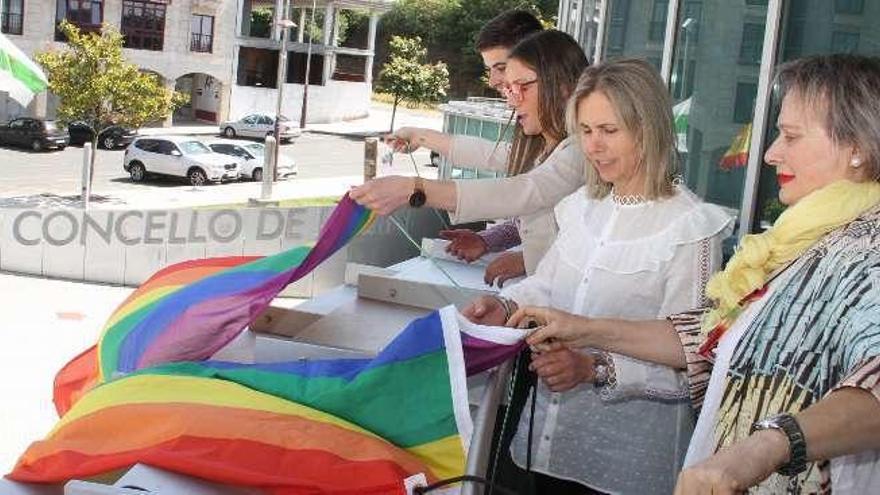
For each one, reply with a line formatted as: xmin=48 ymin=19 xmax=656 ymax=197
xmin=68 ymin=122 xmax=138 ymax=149
xmin=219 ymin=114 xmax=302 ymax=143
xmin=206 ymin=139 xmax=298 ymax=182
xmin=123 ymin=136 xmax=240 ymax=186
xmin=0 ymin=117 xmax=69 ymax=151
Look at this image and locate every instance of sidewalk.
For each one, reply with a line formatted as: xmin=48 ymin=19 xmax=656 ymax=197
xmin=0 ymin=273 xmax=133 ymax=473
xmin=140 ymin=101 xmax=443 ymax=139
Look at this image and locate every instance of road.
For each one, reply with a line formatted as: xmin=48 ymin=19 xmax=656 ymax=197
xmin=0 ymin=132 xmax=433 ymax=198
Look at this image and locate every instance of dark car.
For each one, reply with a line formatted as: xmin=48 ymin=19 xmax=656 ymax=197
xmin=68 ymin=122 xmax=138 ymax=149
xmin=0 ymin=117 xmax=69 ymax=151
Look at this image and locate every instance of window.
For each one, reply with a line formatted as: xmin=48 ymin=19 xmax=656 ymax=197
xmin=649 ymin=0 xmax=669 ymax=42
xmin=733 ymin=82 xmax=757 ymax=123
xmin=191 ymin=14 xmax=213 ymax=53
xmin=331 ymin=54 xmax=367 ymax=82
xmin=681 ymin=1 xmax=702 ymax=43
xmin=739 ymin=22 xmax=764 ymax=64
xmin=55 ymin=0 xmax=102 ymax=40
xmin=605 ymin=0 xmax=630 ymax=55
xmin=236 ymin=47 xmax=279 ymax=88
xmin=135 ymin=139 xmax=159 ymax=152
xmin=745 ymin=0 xmax=767 ymax=5
xmin=834 ymin=0 xmax=864 ymax=14
xmin=121 ymin=0 xmax=166 ymax=51
xmin=831 ymin=31 xmax=860 ymax=53
xmin=2 ymin=0 xmax=23 ymax=35
xmin=156 ymin=141 xmax=179 ymax=155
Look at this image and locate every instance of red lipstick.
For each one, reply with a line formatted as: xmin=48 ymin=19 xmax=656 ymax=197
xmin=777 ymin=174 xmax=795 ymax=186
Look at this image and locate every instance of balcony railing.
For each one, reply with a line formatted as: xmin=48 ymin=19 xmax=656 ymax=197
xmin=191 ymin=33 xmax=213 ymax=53
xmin=1 ymin=12 xmax=22 ymax=35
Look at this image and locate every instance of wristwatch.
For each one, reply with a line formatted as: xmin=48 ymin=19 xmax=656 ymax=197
xmin=591 ymin=353 xmax=610 ymax=388
xmin=751 ymin=413 xmax=808 ymax=476
xmin=409 ymin=177 xmax=426 ymax=208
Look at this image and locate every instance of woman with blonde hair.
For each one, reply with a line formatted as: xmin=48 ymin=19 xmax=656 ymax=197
xmin=463 ymin=59 xmax=733 ymax=494
xmin=513 ymin=54 xmax=880 ymax=494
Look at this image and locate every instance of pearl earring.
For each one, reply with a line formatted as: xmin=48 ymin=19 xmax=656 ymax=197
xmin=851 ymin=157 xmax=863 ymax=168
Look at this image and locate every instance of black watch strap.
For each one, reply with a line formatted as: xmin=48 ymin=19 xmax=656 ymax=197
xmin=751 ymin=413 xmax=808 ymax=477
xmin=409 ymin=177 xmax=426 ymax=208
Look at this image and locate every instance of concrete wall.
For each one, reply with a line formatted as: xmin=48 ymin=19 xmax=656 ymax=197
xmin=0 ymin=205 xmax=446 ymax=297
xmin=229 ymin=80 xmax=370 ymax=124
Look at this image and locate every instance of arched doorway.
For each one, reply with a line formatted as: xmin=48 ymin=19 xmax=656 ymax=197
xmin=174 ymin=73 xmax=224 ymax=124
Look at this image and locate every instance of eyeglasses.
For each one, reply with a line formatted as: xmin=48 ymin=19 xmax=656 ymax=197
xmin=501 ymin=78 xmax=538 ymax=105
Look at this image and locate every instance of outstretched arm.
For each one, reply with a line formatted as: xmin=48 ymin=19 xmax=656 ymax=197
xmin=508 ymin=307 xmax=687 ymax=370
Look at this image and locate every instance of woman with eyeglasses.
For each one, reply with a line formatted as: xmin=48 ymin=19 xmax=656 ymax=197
xmin=462 ymin=59 xmax=733 ymax=494
xmin=353 ymin=29 xmax=588 ymax=287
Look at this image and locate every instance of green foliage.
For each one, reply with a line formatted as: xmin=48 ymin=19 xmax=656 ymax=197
xmin=377 ymin=36 xmax=449 ymax=106
xmin=376 ymin=36 xmax=449 ymax=130
xmin=377 ymin=0 xmax=559 ymax=97
xmin=35 ymin=21 xmax=186 ymax=136
xmin=763 ymin=198 xmax=787 ymax=225
xmin=250 ymin=8 xmax=273 ymax=38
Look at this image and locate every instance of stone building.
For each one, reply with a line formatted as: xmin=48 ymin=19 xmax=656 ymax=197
xmin=0 ymin=0 xmax=392 ymax=124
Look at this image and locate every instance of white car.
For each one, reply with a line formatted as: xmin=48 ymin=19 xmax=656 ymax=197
xmin=124 ymin=136 xmax=240 ymax=186
xmin=219 ymin=114 xmax=302 ymax=143
xmin=206 ymin=139 xmax=298 ymax=182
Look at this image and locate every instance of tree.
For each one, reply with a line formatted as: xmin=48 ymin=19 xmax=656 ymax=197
xmin=376 ymin=36 xmax=449 ymax=131
xmin=250 ymin=8 xmax=273 ymax=38
xmin=377 ymin=0 xmax=559 ymax=97
xmin=35 ymin=21 xmax=187 ymax=196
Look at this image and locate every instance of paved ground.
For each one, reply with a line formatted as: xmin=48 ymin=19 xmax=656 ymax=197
xmin=0 ymin=102 xmax=445 ymax=475
xmin=0 ymin=133 xmax=436 ymax=205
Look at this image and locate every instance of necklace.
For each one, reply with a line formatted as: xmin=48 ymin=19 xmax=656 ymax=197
xmin=610 ymin=190 xmax=647 ymax=206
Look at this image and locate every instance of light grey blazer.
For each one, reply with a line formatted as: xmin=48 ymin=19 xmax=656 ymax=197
xmin=444 ymin=135 xmax=585 ymax=274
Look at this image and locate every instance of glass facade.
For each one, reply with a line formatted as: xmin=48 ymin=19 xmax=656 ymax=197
xmin=751 ymin=0 xmax=880 ymax=231
xmin=559 ymin=0 xmax=880 ymax=236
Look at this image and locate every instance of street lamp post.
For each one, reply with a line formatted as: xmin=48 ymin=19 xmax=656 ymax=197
xmin=273 ymin=0 xmax=295 ymax=183
xmin=300 ymin=0 xmax=318 ymax=129
xmin=680 ymin=17 xmax=696 ymax=100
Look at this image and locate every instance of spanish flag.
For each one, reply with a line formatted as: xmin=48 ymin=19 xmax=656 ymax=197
xmin=719 ymin=123 xmax=752 ymax=170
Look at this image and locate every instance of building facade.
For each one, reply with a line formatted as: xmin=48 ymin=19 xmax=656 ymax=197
xmin=0 ymin=0 xmax=391 ymax=125
xmin=230 ymin=0 xmax=392 ymax=124
xmin=557 ymin=0 xmax=880 ymax=236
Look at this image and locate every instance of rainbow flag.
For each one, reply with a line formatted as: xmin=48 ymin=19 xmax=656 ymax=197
xmin=12 ymin=307 xmax=526 ymax=493
xmin=53 ymin=195 xmax=373 ymax=416
xmin=11 ymin=194 xmax=527 ymax=493
xmin=719 ymin=123 xmax=752 ymax=170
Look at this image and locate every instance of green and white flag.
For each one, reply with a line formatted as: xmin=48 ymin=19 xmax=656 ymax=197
xmin=673 ymin=97 xmax=691 ymax=153
xmin=0 ymin=32 xmax=48 ymax=106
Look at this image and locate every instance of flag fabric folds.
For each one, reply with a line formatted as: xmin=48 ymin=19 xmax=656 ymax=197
xmin=673 ymin=97 xmax=691 ymax=153
xmin=0 ymin=32 xmax=48 ymax=106
xmin=12 ymin=307 xmax=526 ymax=493
xmin=719 ymin=123 xmax=752 ymax=170
xmin=11 ymin=194 xmax=527 ymax=494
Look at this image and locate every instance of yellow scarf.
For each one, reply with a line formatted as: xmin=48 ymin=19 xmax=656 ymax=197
xmin=701 ymin=180 xmax=880 ymax=335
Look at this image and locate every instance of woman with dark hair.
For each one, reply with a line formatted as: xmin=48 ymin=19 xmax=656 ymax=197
xmin=353 ymin=29 xmax=588 ymax=287
xmin=512 ymin=54 xmax=880 ymax=494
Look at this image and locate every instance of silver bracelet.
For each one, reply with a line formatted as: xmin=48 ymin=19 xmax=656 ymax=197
xmin=491 ymin=295 xmax=514 ymax=321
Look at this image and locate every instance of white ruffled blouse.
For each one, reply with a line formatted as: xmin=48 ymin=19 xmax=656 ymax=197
xmin=501 ymin=185 xmax=734 ymax=494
